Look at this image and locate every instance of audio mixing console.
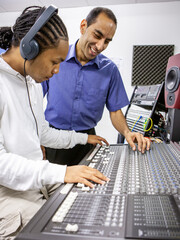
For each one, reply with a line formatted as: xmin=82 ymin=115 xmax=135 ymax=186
xmin=16 ymin=142 xmax=180 ymax=240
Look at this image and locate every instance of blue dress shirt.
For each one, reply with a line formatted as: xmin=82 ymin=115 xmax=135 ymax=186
xmin=0 ymin=49 xmax=5 ymax=54
xmin=42 ymin=41 xmax=129 ymax=131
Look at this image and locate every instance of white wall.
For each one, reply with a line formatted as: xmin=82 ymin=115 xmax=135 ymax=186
xmin=1 ymin=1 xmax=180 ymax=143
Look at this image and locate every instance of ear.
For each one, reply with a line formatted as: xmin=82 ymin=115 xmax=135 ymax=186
xmin=80 ymin=19 xmax=87 ymax=35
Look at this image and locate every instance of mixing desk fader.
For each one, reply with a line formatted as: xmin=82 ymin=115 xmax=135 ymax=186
xmin=16 ymin=142 xmax=180 ymax=240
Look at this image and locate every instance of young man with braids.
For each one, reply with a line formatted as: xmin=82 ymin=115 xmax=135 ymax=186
xmin=0 ymin=6 xmax=109 ymax=239
xmin=42 ymin=7 xmax=151 ymax=166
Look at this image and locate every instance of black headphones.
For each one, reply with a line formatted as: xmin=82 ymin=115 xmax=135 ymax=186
xmin=20 ymin=5 xmax=58 ymax=60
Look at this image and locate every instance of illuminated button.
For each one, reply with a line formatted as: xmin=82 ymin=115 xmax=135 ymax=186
xmin=65 ymin=224 xmax=78 ymax=232
xmin=82 ymin=186 xmax=90 ymax=191
xmin=77 ymin=183 xmax=84 ymax=188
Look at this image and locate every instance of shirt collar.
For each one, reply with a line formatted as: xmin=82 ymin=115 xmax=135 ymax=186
xmin=0 ymin=55 xmax=35 ymax=84
xmin=65 ymin=40 xmax=100 ymax=69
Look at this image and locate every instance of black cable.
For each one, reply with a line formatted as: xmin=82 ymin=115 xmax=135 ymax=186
xmin=24 ymin=59 xmax=39 ymax=137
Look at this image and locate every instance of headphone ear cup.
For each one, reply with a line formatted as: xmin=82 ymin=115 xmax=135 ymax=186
xmin=20 ymin=38 xmax=39 ymax=60
xmin=27 ymin=39 xmax=39 ymax=60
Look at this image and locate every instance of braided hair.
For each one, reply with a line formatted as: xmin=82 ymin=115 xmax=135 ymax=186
xmin=0 ymin=6 xmax=68 ymax=54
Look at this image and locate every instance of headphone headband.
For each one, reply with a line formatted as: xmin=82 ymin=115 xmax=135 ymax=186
xmin=20 ymin=5 xmax=58 ymax=60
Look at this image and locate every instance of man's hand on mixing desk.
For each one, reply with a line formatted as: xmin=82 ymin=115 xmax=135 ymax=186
xmin=125 ymin=131 xmax=151 ymax=153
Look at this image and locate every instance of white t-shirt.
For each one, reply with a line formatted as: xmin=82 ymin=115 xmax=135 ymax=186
xmin=0 ymin=56 xmax=88 ymax=191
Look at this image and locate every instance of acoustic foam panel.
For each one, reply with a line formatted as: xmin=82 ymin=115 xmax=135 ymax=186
xmin=131 ymin=45 xmax=174 ymax=86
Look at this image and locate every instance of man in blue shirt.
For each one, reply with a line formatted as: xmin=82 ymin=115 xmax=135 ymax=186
xmin=42 ymin=7 xmax=150 ymax=166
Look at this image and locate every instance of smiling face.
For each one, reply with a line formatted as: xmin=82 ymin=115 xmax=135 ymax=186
xmin=76 ymin=13 xmax=116 ymax=65
xmin=26 ymin=39 xmax=69 ymax=83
